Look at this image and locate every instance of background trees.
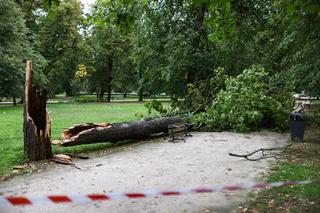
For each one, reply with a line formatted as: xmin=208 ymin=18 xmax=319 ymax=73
xmin=0 ymin=0 xmax=46 ymax=105
xmin=38 ymin=0 xmax=85 ymax=96
xmin=0 ymin=0 xmax=319 ymax=107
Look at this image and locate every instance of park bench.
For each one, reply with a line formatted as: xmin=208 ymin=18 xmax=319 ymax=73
xmin=168 ymin=122 xmax=192 ymax=142
xmin=293 ymin=102 xmax=304 ymax=113
xmin=302 ymin=100 xmax=311 ymax=109
xmin=293 ymin=100 xmax=312 ymax=113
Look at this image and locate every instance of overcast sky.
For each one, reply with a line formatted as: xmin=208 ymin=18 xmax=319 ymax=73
xmin=80 ymin=0 xmax=95 ymax=13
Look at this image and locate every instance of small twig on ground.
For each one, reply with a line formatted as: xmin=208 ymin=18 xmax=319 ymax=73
xmin=210 ymin=136 xmax=228 ymax=142
xmin=52 ymin=154 xmax=86 ymax=170
xmin=229 ymin=144 xmax=293 ymax=161
xmin=64 ymin=153 xmax=90 ymax=159
xmin=71 ymin=164 xmax=83 ymax=170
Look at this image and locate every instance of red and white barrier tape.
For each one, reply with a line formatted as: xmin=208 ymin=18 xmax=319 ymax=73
xmin=0 ymin=180 xmax=317 ymax=207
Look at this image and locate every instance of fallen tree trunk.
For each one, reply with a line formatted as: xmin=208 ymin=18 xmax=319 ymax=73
xmin=55 ymin=117 xmax=183 ymax=146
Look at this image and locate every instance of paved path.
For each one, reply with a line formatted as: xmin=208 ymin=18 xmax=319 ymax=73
xmin=0 ymin=131 xmax=287 ymax=213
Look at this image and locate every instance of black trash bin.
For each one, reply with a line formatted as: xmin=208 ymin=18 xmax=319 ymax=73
xmin=289 ymin=112 xmax=306 ymax=142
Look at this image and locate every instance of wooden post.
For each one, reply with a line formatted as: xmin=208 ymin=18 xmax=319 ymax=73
xmin=24 ymin=60 xmax=53 ymax=160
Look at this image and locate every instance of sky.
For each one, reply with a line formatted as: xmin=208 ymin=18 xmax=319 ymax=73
xmin=79 ymin=0 xmax=96 ymax=13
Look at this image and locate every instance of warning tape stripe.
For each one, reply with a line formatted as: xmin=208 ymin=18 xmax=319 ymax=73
xmin=0 ymin=180 xmax=317 ymax=206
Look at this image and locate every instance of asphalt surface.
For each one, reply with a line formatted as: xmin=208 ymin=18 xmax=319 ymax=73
xmin=0 ymin=131 xmax=287 ymax=213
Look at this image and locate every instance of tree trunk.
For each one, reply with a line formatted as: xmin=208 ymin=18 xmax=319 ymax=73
xmin=18 ymin=96 xmax=24 ymax=104
xmin=138 ymin=72 xmax=143 ymax=102
xmin=107 ymin=80 xmax=112 ymax=102
xmin=99 ymin=88 xmax=105 ymax=99
xmin=138 ymin=87 xmax=143 ymax=102
xmin=13 ymin=97 xmax=17 ymax=106
xmin=65 ymin=82 xmax=72 ymax=97
xmin=187 ymin=2 xmax=208 ymax=83
xmin=106 ymin=56 xmax=113 ymax=103
xmin=55 ymin=117 xmax=183 ymax=146
xmin=137 ymin=38 xmax=143 ymax=102
xmin=24 ymin=61 xmax=52 ymax=160
xmin=123 ymin=91 xmax=127 ymax=98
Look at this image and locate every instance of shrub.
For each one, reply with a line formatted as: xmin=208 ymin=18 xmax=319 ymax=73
xmin=193 ymin=65 xmax=294 ymax=132
xmin=145 ymin=99 xmax=168 ymax=115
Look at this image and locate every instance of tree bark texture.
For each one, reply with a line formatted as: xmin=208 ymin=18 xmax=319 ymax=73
xmin=24 ymin=61 xmax=53 ymax=160
xmin=187 ymin=2 xmax=208 ymax=83
xmin=106 ymin=56 xmax=113 ymax=102
xmin=192 ymin=2 xmax=207 ymax=52
xmin=56 ymin=117 xmax=183 ymax=146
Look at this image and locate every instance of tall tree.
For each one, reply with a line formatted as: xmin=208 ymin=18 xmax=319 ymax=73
xmin=39 ymin=0 xmax=84 ymax=96
xmin=89 ymin=0 xmax=140 ymax=101
xmin=264 ymin=0 xmax=320 ymax=96
xmin=0 ymin=0 xmax=46 ymax=104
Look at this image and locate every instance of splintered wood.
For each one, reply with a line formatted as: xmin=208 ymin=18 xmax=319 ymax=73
xmin=61 ymin=123 xmax=112 ymax=140
xmin=54 ymin=117 xmax=183 ymax=146
xmin=24 ymin=61 xmax=52 ymax=160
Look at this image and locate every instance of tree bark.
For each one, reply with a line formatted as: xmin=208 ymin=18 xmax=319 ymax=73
xmin=137 ymin=38 xmax=143 ymax=102
xmin=99 ymin=88 xmax=105 ymax=99
xmin=192 ymin=2 xmax=207 ymax=52
xmin=18 ymin=96 xmax=24 ymax=104
xmin=65 ymin=82 xmax=72 ymax=97
xmin=56 ymin=117 xmax=183 ymax=146
xmin=106 ymin=56 xmax=113 ymax=102
xmin=138 ymin=71 xmax=143 ymax=102
xmin=187 ymin=2 xmax=208 ymax=83
xmin=24 ymin=61 xmax=52 ymax=160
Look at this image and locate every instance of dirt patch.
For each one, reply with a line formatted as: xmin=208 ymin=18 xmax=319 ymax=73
xmin=0 ymin=131 xmax=288 ymax=213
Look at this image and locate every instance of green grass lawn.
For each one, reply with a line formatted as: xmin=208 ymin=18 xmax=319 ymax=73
xmin=0 ymin=102 xmax=148 ymax=177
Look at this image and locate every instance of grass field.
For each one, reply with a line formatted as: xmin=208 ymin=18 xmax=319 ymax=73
xmin=0 ymin=102 xmax=148 ymax=177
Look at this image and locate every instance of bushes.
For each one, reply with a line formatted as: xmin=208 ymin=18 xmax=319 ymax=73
xmin=143 ymin=65 xmax=294 ymax=132
xmin=144 ymin=99 xmax=168 ymax=115
xmin=193 ymin=65 xmax=294 ymax=132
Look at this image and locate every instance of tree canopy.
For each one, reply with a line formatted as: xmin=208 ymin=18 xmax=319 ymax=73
xmin=0 ymin=0 xmax=319 ymax=129
xmin=0 ymin=0 xmax=46 ymax=101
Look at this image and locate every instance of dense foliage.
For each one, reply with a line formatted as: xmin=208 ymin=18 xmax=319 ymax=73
xmin=38 ymin=0 xmax=85 ymax=96
xmin=193 ymin=65 xmax=294 ymax=132
xmin=176 ymin=67 xmax=227 ymax=114
xmin=0 ymin=0 xmax=46 ymax=102
xmin=0 ymin=0 xmax=319 ymax=130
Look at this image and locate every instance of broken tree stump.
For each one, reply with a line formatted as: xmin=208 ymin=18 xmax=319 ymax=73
xmin=56 ymin=117 xmax=183 ymax=146
xmin=24 ymin=60 xmax=52 ymax=160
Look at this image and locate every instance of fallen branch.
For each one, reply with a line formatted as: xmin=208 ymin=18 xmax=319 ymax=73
xmin=53 ymin=154 xmax=84 ymax=170
xmin=229 ymin=144 xmax=293 ymax=161
xmin=13 ymin=165 xmax=28 ymax=170
xmin=64 ymin=153 xmax=90 ymax=159
xmin=53 ymin=154 xmax=72 ymax=165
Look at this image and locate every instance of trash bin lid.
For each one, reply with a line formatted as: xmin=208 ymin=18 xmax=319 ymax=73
xmin=290 ymin=112 xmax=306 ymax=121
